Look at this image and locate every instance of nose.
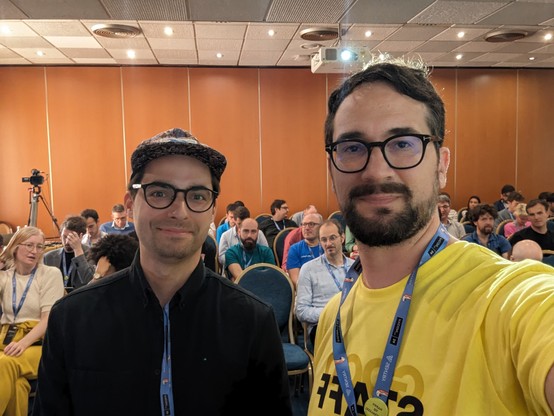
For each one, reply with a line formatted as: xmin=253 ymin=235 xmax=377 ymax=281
xmin=168 ymin=192 xmax=191 ymax=218
xmin=359 ymin=146 xmax=395 ymax=182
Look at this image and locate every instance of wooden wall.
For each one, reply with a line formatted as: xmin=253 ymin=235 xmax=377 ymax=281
xmin=1 ymin=66 xmax=553 ymax=237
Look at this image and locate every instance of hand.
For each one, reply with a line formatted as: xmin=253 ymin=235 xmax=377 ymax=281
xmin=3 ymin=339 xmax=28 ymax=357
xmin=65 ymin=231 xmax=84 ymax=256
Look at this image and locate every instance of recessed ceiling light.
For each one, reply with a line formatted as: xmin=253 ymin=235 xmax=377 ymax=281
xmin=216 ymin=52 xmax=223 ymax=58
xmin=164 ymin=26 xmax=173 ymax=36
xmin=457 ymin=31 xmax=465 ymax=38
xmin=529 ymin=56 xmax=536 ymax=61
xmin=127 ymin=50 xmax=136 ymax=59
xmin=1 ymin=25 xmax=11 ymax=35
xmin=36 ymin=51 xmax=45 ymax=57
xmin=545 ymin=33 xmax=553 ymax=41
xmin=365 ymin=30 xmax=372 ymax=38
xmin=268 ymin=29 xmax=275 ymax=37
xmin=456 ymin=54 xmax=463 ymax=60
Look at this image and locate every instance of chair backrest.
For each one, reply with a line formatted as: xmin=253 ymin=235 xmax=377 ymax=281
xmin=461 ymin=221 xmax=475 ymax=234
xmin=496 ymin=219 xmax=512 ymax=236
xmin=327 ymin=210 xmax=346 ymax=229
xmin=0 ymin=221 xmax=13 ymax=234
xmin=255 ymin=213 xmax=272 ymax=226
xmin=236 ymin=263 xmax=295 ymax=342
xmin=543 ymin=250 xmax=554 ymax=267
xmin=202 ymin=233 xmax=219 ymax=274
xmin=273 ymin=226 xmax=296 ymax=267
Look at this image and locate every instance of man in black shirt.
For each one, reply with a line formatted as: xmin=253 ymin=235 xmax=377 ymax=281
xmin=259 ymin=199 xmax=296 ymax=249
xmin=510 ymin=199 xmax=554 ymax=253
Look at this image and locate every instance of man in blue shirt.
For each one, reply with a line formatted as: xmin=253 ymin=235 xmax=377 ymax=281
xmin=287 ymin=213 xmax=324 ymax=286
xmin=462 ymin=204 xmax=511 ymax=258
xmin=99 ymin=203 xmax=135 ymax=235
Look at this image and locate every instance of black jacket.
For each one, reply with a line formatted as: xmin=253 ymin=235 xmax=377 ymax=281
xmin=34 ymin=253 xmax=292 ymax=415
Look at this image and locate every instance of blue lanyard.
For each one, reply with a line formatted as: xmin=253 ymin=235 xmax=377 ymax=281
xmin=304 ymin=241 xmax=323 ymax=260
xmin=242 ymin=249 xmax=254 ymax=268
xmin=61 ymin=253 xmax=73 ymax=287
xmin=160 ymin=304 xmax=174 ymax=416
xmin=333 ymin=225 xmax=449 ymax=416
xmin=12 ymin=268 xmax=37 ymax=319
xmin=273 ymin=220 xmax=285 ymax=231
xmin=322 ymin=255 xmax=348 ymax=291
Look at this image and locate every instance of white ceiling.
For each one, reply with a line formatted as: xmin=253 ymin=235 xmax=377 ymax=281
xmin=0 ymin=0 xmax=553 ymax=68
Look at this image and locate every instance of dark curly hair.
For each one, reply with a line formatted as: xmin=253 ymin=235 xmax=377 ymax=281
xmin=88 ymin=234 xmax=139 ymax=272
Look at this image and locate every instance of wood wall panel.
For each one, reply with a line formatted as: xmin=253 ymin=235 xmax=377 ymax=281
xmin=188 ymin=67 xmax=260 ymax=220
xmin=121 ymin=66 xmax=190 ymax=183
xmin=0 ymin=67 xmax=50 ymax=231
xmin=260 ymin=69 xmax=329 ymax=217
xmin=45 ymin=67 xmax=124 ymax=232
xmin=516 ymin=69 xmax=554 ymax=200
xmin=455 ymin=69 xmax=518 ymax=206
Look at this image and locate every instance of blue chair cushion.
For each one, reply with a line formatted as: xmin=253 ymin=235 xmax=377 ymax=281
xmin=282 ymin=343 xmax=310 ymax=371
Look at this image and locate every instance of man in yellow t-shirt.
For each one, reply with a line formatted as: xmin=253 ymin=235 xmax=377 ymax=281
xmin=310 ymin=61 xmax=554 ymax=416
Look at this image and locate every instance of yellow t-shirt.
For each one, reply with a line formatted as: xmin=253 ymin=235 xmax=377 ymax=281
xmin=309 ymin=241 xmax=554 ymax=415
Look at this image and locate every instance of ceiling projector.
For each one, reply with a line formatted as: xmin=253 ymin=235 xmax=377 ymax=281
xmin=310 ymin=47 xmax=368 ymax=74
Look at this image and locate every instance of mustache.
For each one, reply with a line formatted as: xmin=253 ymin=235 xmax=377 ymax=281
xmin=349 ymin=182 xmax=412 ymax=199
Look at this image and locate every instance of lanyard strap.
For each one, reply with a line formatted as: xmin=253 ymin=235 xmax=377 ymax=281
xmin=160 ymin=304 xmax=174 ymax=416
xmin=242 ymin=249 xmax=254 ymax=268
xmin=12 ymin=268 xmax=37 ymax=319
xmin=61 ymin=253 xmax=73 ymax=287
xmin=322 ymin=255 xmax=348 ymax=291
xmin=273 ymin=220 xmax=285 ymax=231
xmin=333 ymin=225 xmax=449 ymax=416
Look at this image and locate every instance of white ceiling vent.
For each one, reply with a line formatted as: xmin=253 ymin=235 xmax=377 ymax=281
xmin=484 ymin=29 xmax=530 ymax=43
xmin=92 ymin=24 xmax=142 ymax=38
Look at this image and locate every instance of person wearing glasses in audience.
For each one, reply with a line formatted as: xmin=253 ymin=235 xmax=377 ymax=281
xmin=286 ymin=213 xmax=324 ymax=286
xmin=0 ymin=226 xmax=64 ymax=416
xmin=308 ymin=61 xmax=554 ymax=416
xmin=258 ymin=199 xmax=296 ymax=249
xmin=34 ymin=128 xmax=291 ymax=415
xmin=295 ymin=219 xmax=353 ymax=347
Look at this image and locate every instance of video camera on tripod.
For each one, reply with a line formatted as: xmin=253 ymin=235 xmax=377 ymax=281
xmin=22 ymin=168 xmax=59 ymax=231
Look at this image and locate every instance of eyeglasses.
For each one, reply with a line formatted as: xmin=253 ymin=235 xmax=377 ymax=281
xmin=19 ymin=242 xmax=46 ymax=252
xmin=132 ymin=182 xmax=218 ymax=212
xmin=319 ymin=234 xmax=340 ymax=244
xmin=301 ymin=222 xmax=320 ymax=228
xmin=325 ymin=134 xmax=441 ymax=173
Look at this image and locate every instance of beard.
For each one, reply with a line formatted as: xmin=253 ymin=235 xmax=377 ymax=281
xmin=342 ymin=178 xmax=439 ymax=247
xmin=241 ymin=238 xmax=256 ymax=251
xmin=480 ymin=225 xmax=493 ymax=235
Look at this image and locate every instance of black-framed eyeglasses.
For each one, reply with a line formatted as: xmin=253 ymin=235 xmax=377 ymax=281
xmin=132 ymin=182 xmax=218 ymax=212
xmin=325 ymin=134 xmax=441 ymax=173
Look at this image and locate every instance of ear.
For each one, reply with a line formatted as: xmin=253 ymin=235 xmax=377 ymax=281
xmin=124 ymin=192 xmax=134 ymax=213
xmin=438 ymin=147 xmax=450 ymax=189
xmin=327 ymin=154 xmax=337 ymax=195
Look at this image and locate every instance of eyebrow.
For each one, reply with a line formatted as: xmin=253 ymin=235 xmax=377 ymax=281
xmin=334 ymin=127 xmax=423 ymax=142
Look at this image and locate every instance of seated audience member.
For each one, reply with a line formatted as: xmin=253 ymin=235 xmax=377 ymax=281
xmin=494 ymin=191 xmax=525 ymax=228
xmin=287 ymin=213 xmax=324 ymax=286
xmin=99 ymin=204 xmax=135 ymax=235
xmin=290 ymin=204 xmax=318 ymax=227
xmin=218 ymin=206 xmax=268 ymax=272
xmin=437 ymin=194 xmax=465 ymax=239
xmin=87 ymin=234 xmax=139 ymax=283
xmin=0 ymin=226 xmax=64 ymax=416
xmin=510 ymin=239 xmax=543 ymax=262
xmin=43 ymin=215 xmax=95 ymax=288
xmin=510 ymin=199 xmax=554 ymax=251
xmin=493 ymin=184 xmax=515 ymax=212
xmin=504 ymin=203 xmax=531 ymax=239
xmin=258 ymin=199 xmax=296 ymax=249
xmin=462 ymin=204 xmax=511 ymax=258
xmin=281 ymin=226 xmax=303 ymax=271
xmin=439 ymin=191 xmax=458 ymax=223
xmin=344 ymin=225 xmax=359 ymax=259
xmin=215 ymin=202 xmax=239 ymax=244
xmin=458 ymin=195 xmax=481 ymax=223
xmin=295 ymin=219 xmax=354 ymax=346
xmin=225 ymin=218 xmax=275 ymax=281
xmin=80 ymin=208 xmax=107 ymax=246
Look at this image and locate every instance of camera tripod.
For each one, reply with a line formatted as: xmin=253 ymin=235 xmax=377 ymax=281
xmin=27 ymin=185 xmax=60 ymax=232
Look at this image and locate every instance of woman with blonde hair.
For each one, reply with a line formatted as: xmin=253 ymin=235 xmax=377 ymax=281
xmin=0 ymin=226 xmax=64 ymax=416
xmin=504 ymin=203 xmax=531 ymax=239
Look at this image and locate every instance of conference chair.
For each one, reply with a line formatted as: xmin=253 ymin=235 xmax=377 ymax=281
xmin=327 ymin=210 xmax=346 ymax=231
xmin=255 ymin=213 xmax=272 ymax=226
xmin=235 ymin=263 xmax=313 ymax=396
xmin=495 ymin=219 xmax=512 ymax=237
xmin=543 ymin=250 xmax=554 ymax=267
xmin=273 ymin=226 xmax=297 ymax=267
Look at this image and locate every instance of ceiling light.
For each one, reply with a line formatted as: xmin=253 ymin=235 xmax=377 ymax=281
xmin=92 ymin=23 xmax=141 ymax=38
xmin=127 ymin=50 xmax=136 ymax=59
xmin=36 ymin=51 xmax=45 ymax=57
xmin=300 ymin=27 xmax=339 ymax=42
xmin=1 ymin=25 xmax=11 ymax=35
xmin=457 ymin=31 xmax=465 ymax=38
xmin=529 ymin=56 xmax=536 ymax=61
xmin=378 ymin=53 xmax=386 ymax=61
xmin=545 ymin=33 xmax=553 ymax=41
xmin=164 ymin=26 xmax=173 ymax=36
xmin=365 ymin=30 xmax=372 ymax=38
xmin=268 ymin=29 xmax=275 ymax=37
xmin=485 ymin=29 xmax=530 ymax=43
xmin=456 ymin=54 xmax=463 ymax=60
xmin=340 ymin=49 xmax=357 ymax=61
xmin=216 ymin=52 xmax=223 ymax=58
